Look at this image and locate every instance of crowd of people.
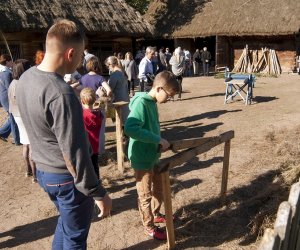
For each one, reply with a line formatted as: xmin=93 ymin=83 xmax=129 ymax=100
xmin=0 ymin=18 xmax=213 ymax=248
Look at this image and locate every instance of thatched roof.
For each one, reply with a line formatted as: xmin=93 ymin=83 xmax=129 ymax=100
xmin=0 ymin=0 xmax=153 ymax=37
xmin=145 ymin=0 xmax=300 ymax=38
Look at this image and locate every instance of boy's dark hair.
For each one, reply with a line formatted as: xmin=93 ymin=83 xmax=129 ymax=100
xmin=0 ymin=54 xmax=12 ymax=66
xmin=153 ymin=70 xmax=180 ymax=93
xmin=12 ymin=59 xmax=31 ymax=80
xmin=47 ymin=19 xmax=85 ymax=45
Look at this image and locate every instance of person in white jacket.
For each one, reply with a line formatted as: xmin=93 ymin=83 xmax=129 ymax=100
xmin=169 ymin=47 xmax=185 ymax=100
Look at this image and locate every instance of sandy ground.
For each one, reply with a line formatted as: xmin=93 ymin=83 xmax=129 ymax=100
xmin=0 ymin=73 xmax=300 ymax=250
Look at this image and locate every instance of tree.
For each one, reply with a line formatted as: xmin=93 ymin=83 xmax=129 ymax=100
xmin=125 ymin=0 xmax=150 ymax=14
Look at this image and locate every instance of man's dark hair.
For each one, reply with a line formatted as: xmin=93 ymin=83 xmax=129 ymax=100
xmin=0 ymin=54 xmax=12 ymax=66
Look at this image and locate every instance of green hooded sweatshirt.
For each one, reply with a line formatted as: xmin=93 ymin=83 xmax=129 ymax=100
xmin=124 ymin=92 xmax=161 ymax=170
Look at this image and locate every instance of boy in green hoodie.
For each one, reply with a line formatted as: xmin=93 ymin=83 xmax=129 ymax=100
xmin=124 ymin=71 xmax=179 ymax=240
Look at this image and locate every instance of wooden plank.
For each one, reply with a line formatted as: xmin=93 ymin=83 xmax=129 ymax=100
xmin=258 ymin=228 xmax=281 ymax=250
xmin=253 ymin=54 xmax=264 ymax=72
xmin=220 ymin=140 xmax=231 ymax=202
xmin=274 ymin=201 xmax=292 ymax=250
xmin=169 ymin=137 xmax=211 ymax=152
xmin=287 ymin=182 xmax=300 ymax=249
xmin=161 ymin=172 xmax=175 ymax=249
xmin=225 ymin=79 xmax=248 ymax=85
xmin=114 ymin=106 xmax=124 ymax=172
xmin=254 ymin=48 xmax=267 ymax=72
xmin=113 ymin=101 xmax=129 ymax=107
xmin=274 ymin=50 xmax=281 ymax=74
xmin=155 ymin=131 xmax=234 ymax=174
xmin=233 ymin=48 xmax=246 ymax=72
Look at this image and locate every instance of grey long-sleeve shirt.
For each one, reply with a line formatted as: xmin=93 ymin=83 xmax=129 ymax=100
xmin=16 ymin=66 xmax=106 ymax=200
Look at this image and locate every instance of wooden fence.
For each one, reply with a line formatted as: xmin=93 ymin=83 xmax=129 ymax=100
xmin=156 ymin=130 xmax=234 ymax=249
xmin=258 ymin=180 xmax=300 ymax=250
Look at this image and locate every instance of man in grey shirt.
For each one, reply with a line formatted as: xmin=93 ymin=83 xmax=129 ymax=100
xmin=16 ymin=19 xmax=112 ymax=249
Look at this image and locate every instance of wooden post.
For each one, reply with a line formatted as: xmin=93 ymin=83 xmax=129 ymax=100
xmin=274 ymin=201 xmax=292 ymax=250
xmin=258 ymin=228 xmax=281 ymax=250
xmin=221 ymin=140 xmax=231 ymax=202
xmin=113 ymin=101 xmax=129 ymax=173
xmin=161 ymin=171 xmax=175 ymax=249
xmin=114 ymin=105 xmax=124 ymax=173
xmin=287 ymin=182 xmax=300 ymax=249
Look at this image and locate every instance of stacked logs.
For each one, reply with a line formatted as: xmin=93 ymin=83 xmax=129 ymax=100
xmin=233 ymin=45 xmax=281 ymax=75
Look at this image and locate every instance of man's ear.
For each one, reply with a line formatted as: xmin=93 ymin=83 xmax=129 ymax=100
xmin=66 ymin=48 xmax=74 ymax=62
xmin=156 ymin=86 xmax=162 ymax=93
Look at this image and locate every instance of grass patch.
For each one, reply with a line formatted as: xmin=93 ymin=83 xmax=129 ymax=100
xmin=214 ymin=73 xmax=226 ymax=79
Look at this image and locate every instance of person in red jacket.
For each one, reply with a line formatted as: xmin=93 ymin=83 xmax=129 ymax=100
xmin=80 ymin=87 xmax=103 ymax=179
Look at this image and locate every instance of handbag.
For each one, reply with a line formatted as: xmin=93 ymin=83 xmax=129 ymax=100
xmin=96 ymin=86 xmax=107 ymax=97
xmin=145 ymin=73 xmax=155 ymax=86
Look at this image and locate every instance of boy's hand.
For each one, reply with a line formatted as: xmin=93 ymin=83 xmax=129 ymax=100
xmin=159 ymin=138 xmax=170 ymax=152
xmin=95 ymin=193 xmax=112 ymax=218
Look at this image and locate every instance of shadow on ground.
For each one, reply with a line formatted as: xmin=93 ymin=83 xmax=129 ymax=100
xmin=161 ymin=109 xmax=242 ymax=127
xmin=0 ymin=216 xmax=58 ymax=248
xmin=179 ymin=92 xmax=225 ymax=102
xmin=252 ymin=96 xmax=278 ymax=104
xmin=171 ymin=169 xmax=287 ymax=249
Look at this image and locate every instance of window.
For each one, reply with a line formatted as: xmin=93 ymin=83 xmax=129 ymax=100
xmin=0 ymin=44 xmax=21 ymax=61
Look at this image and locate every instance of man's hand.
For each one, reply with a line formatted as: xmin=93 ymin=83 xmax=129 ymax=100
xmin=95 ymin=193 xmax=112 ymax=218
xmin=159 ymin=138 xmax=170 ymax=152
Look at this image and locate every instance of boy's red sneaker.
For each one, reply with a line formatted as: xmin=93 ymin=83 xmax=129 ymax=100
xmin=145 ymin=226 xmax=167 ymax=240
xmin=154 ymin=213 xmax=167 ymax=223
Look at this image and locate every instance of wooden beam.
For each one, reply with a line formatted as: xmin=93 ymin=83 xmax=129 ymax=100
xmin=221 ymin=140 xmax=231 ymax=203
xmin=169 ymin=137 xmax=211 ymax=152
xmin=155 ymin=130 xmax=234 ymax=174
xmin=162 ymin=172 xmax=175 ymax=249
xmin=258 ymin=228 xmax=281 ymax=250
xmin=274 ymin=201 xmax=292 ymax=250
xmin=115 ymin=106 xmax=124 ymax=172
xmin=287 ymin=182 xmax=300 ymax=249
xmin=113 ymin=101 xmax=129 ymax=107
xmin=112 ymin=101 xmax=128 ymax=173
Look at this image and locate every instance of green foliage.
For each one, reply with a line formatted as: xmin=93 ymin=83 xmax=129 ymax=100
xmin=125 ymin=0 xmax=150 ymax=14
xmin=253 ymin=73 xmax=278 ymax=78
xmin=214 ymin=73 xmax=226 ymax=79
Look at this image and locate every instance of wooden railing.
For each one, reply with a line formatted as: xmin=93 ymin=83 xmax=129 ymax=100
xmin=156 ymin=130 xmax=234 ymax=249
xmin=258 ymin=179 xmax=300 ymax=250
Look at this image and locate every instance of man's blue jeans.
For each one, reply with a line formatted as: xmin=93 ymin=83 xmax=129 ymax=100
xmin=0 ymin=115 xmax=11 ymax=138
xmin=0 ymin=112 xmax=20 ymax=144
xmin=37 ymin=170 xmax=94 ymax=250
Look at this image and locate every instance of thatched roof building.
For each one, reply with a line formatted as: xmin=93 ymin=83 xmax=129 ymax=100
xmin=0 ymin=0 xmax=153 ymax=67
xmin=145 ymin=0 xmax=300 ymax=73
xmin=145 ymin=0 xmax=300 ymax=38
xmin=0 ymin=0 xmax=153 ymax=37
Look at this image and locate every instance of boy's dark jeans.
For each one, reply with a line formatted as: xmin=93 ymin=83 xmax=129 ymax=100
xmin=37 ymin=170 xmax=94 ymax=250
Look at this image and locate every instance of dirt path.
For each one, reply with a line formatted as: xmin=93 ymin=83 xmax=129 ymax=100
xmin=0 ymin=74 xmax=299 ymax=249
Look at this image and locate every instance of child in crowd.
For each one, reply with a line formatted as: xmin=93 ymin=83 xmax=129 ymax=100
xmin=34 ymin=50 xmax=45 ymax=66
xmin=8 ymin=59 xmax=37 ymax=182
xmin=80 ymin=87 xmax=102 ymax=179
xmin=124 ymin=71 xmax=179 ymax=240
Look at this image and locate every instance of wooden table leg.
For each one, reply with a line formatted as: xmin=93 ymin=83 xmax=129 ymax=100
xmin=115 ymin=106 xmax=124 ymax=173
xmin=161 ymin=171 xmax=175 ymax=249
xmin=221 ymin=140 xmax=231 ymax=203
